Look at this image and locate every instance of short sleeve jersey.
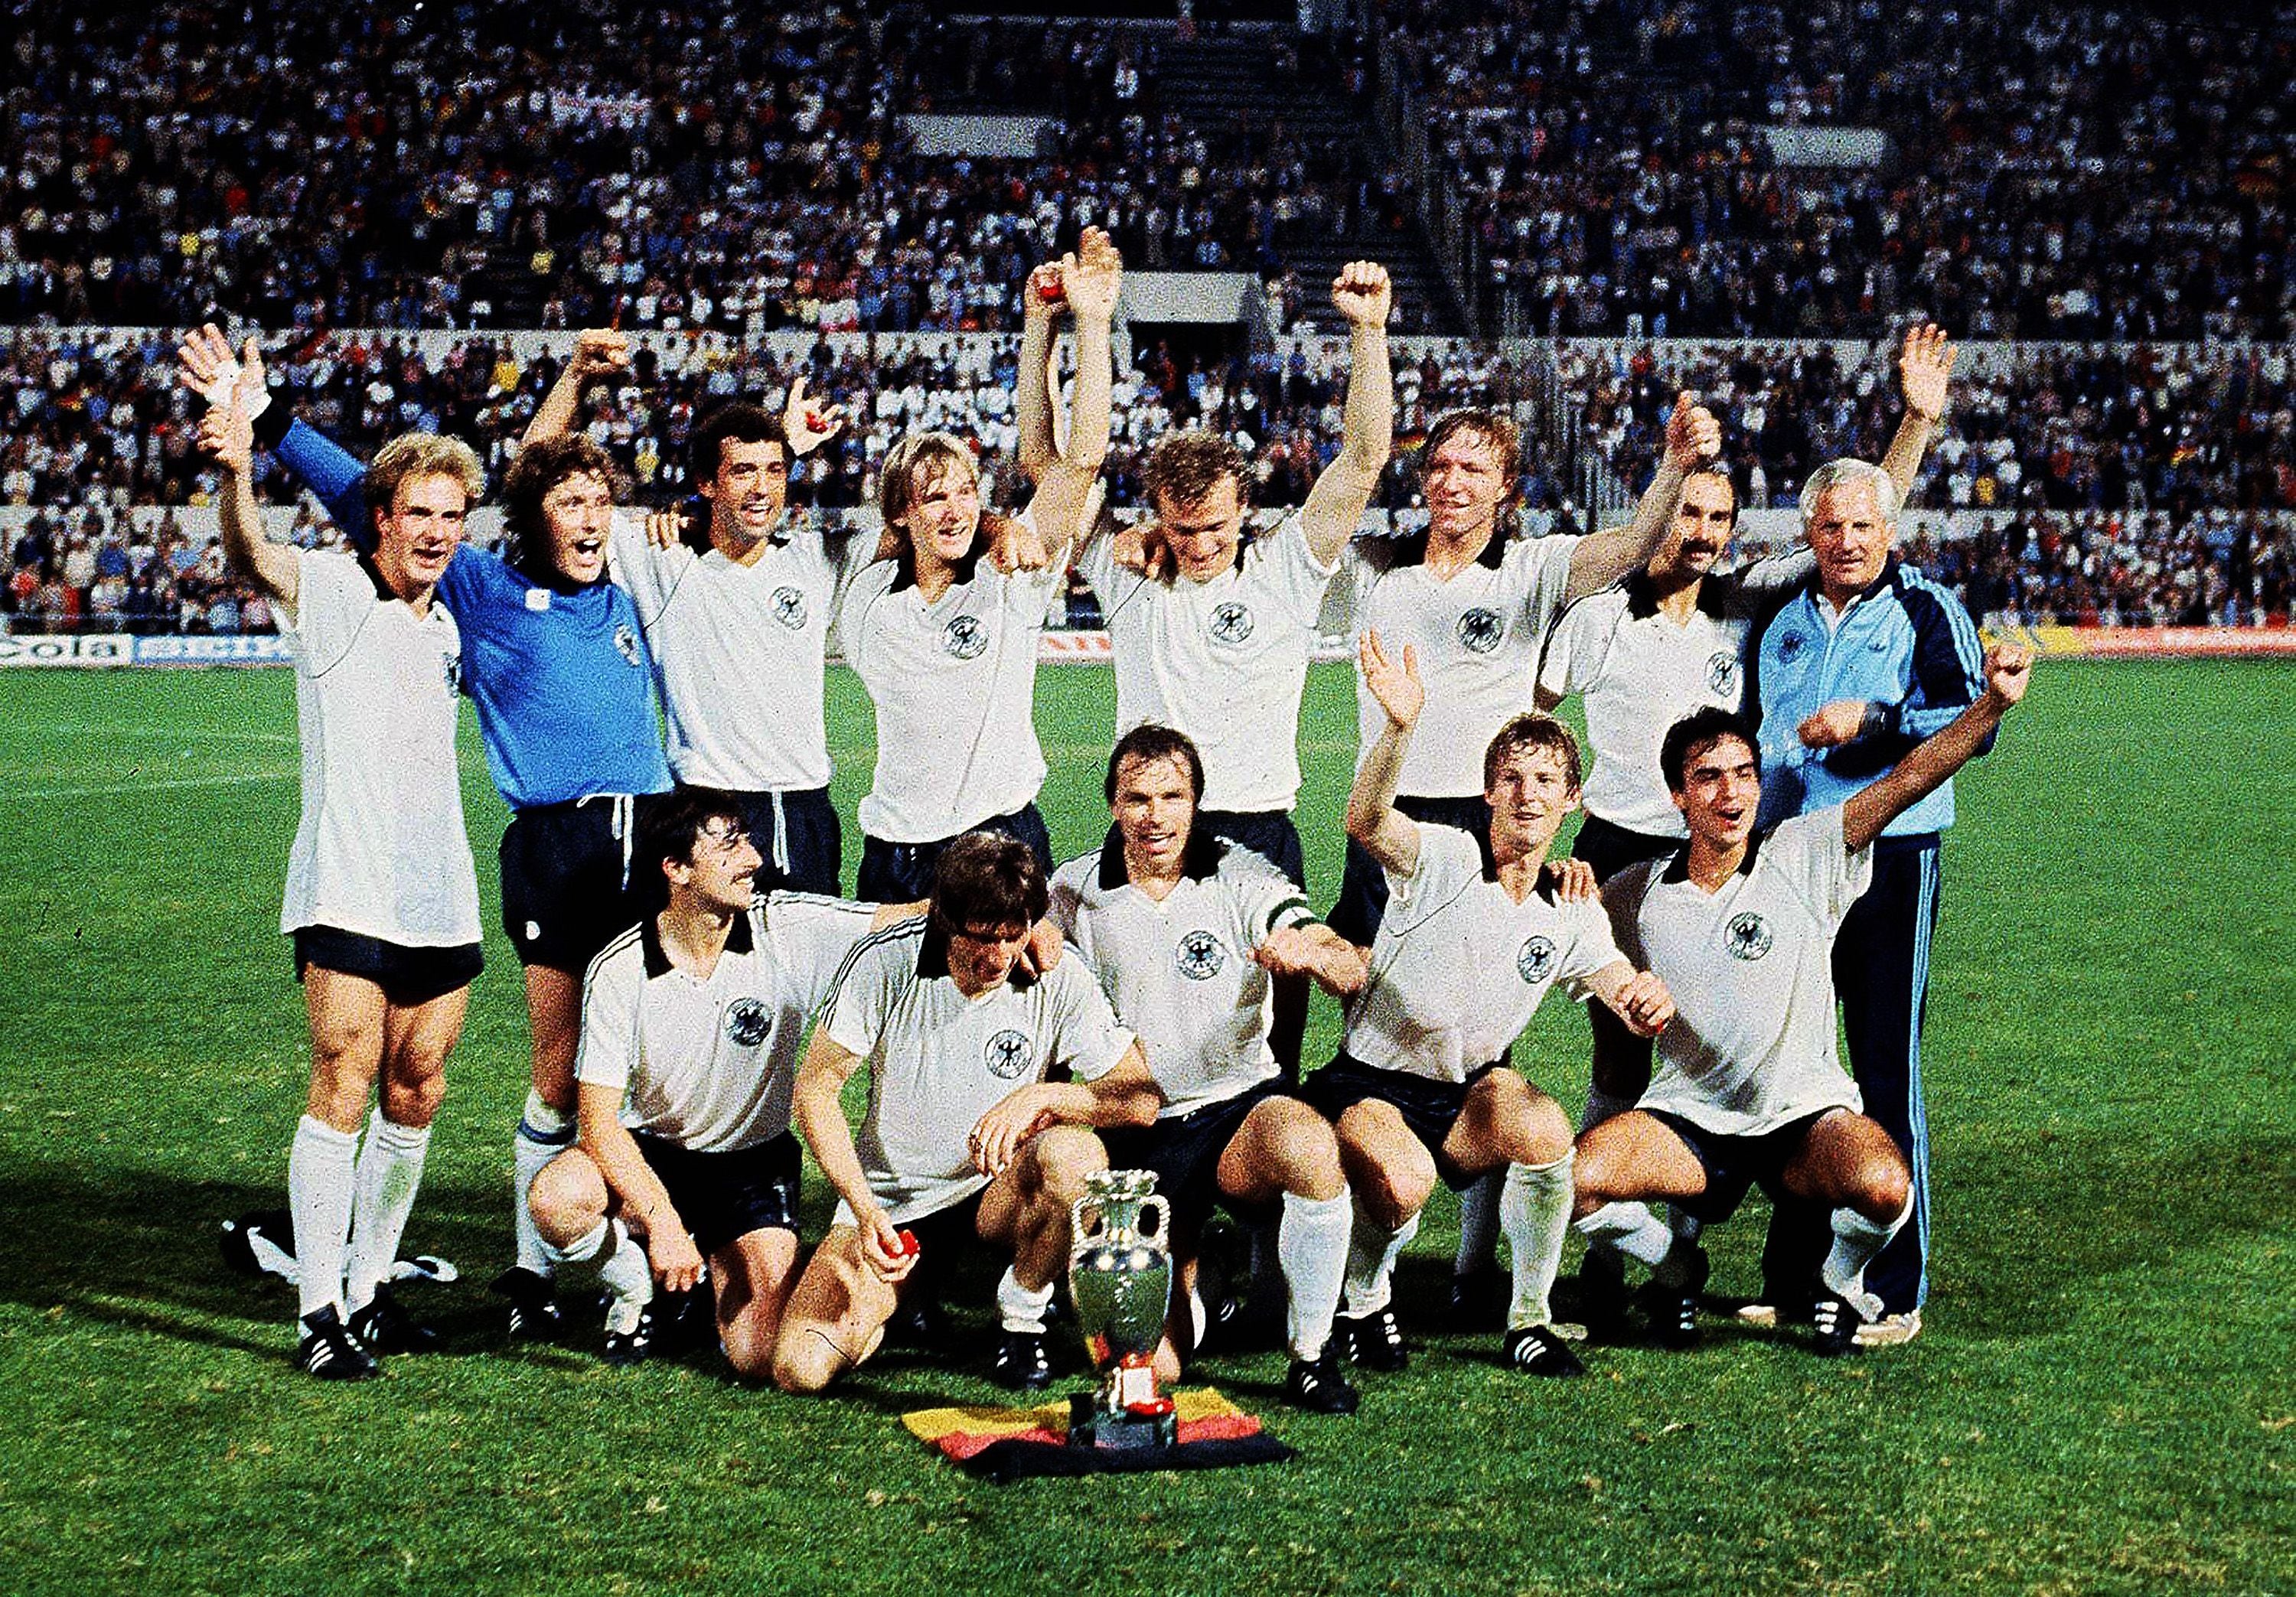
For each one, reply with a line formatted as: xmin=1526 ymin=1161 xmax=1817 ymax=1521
xmin=1538 ymin=580 xmax=1747 ymax=838
xmin=1352 ymin=533 xmax=1580 ymax=798
xmin=1080 ymin=515 xmax=1340 ymax=812
xmin=279 ymin=549 xmax=481 ymax=947
xmin=1049 ymin=841 xmax=1317 ymax=1116
xmin=822 ymin=920 xmax=1137 ymax=1224
xmin=574 ymin=892 xmax=880 ymax=1153
xmin=1603 ymin=810 xmax=1872 ymax=1136
xmin=839 ymin=544 xmax=1061 ymax=842
xmin=610 ymin=514 xmax=872 ymax=792
xmin=1339 ymin=824 xmax=1623 ymax=1083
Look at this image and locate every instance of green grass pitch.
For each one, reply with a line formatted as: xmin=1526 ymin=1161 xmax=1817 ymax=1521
xmin=1 ymin=660 xmax=2290 ymax=1596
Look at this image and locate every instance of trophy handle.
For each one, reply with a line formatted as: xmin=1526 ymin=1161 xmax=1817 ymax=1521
xmin=1136 ymin=1194 xmax=1170 ymax=1243
xmin=1071 ymin=1192 xmax=1103 ymax=1243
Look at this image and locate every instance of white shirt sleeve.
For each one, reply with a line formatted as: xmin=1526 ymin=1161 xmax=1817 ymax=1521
xmin=281 ymin=549 xmax=361 ymax=667
xmin=1537 ymin=592 xmax=1610 ymax=702
xmin=1388 ymin=823 xmax=1479 ymax=917
xmin=572 ymin=942 xmax=644 ymax=1097
xmin=1047 ymin=856 xmax=1091 ymax=944
xmin=1555 ymin=894 xmax=1630 ymax=998
xmin=1042 ymin=960 xmax=1137 ymax=1083
xmin=767 ymin=894 xmax=885 ymax=1014
xmin=1254 ymin=513 xmax=1342 ymax=627
xmin=823 ymin=933 xmax=899 ymax=1058
xmin=1599 ymin=862 xmax=1657 ymax=966
xmin=1773 ymin=810 xmax=1875 ymax=926
xmin=1228 ymin=852 xmax=1316 ymax=941
xmin=1508 ymin=533 xmax=1581 ymax=640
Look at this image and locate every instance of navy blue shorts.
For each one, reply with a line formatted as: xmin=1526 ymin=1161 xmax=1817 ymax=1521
xmin=1299 ymin=1054 xmax=1498 ymax=1191
xmin=631 ymin=1129 xmax=802 ymax=1255
xmin=1644 ymin=1107 xmax=1838 ymax=1224
xmin=1103 ymin=1080 xmax=1287 ymax=1237
xmin=856 ymin=801 xmax=1054 ymax=905
xmin=500 ymin=797 xmax=650 ymax=973
xmin=724 ymin=785 xmax=842 ymax=898
xmin=294 ymin=925 xmax=482 ymax=1008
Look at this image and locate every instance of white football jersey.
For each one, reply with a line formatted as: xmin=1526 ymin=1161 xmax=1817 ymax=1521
xmin=1080 ymin=514 xmax=1339 ymax=812
xmin=1049 ymin=840 xmax=1316 ymax=1116
xmin=279 ymin=549 xmax=480 ymax=947
xmin=839 ymin=544 xmax=1060 ymax=842
xmin=1605 ymin=809 xmax=1871 ymax=1136
xmin=1339 ymin=824 xmax=1623 ymax=1084
xmin=611 ymin=513 xmax=872 ymax=792
xmin=823 ymin=918 xmax=1137 ymax=1223
xmin=575 ymin=892 xmax=879 ymax=1152
xmin=1349 ymin=533 xmax=1579 ymax=798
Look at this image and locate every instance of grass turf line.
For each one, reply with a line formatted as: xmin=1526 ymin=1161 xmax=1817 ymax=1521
xmin=0 ymin=660 xmax=2290 ymax=1597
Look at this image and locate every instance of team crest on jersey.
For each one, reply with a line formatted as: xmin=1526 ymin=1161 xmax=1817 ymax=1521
xmin=1707 ymin=651 xmax=1738 ymax=696
xmin=772 ymin=586 xmax=808 ymax=630
xmin=1456 ymin=607 xmax=1504 ymax=654
xmin=1724 ymin=912 xmax=1773 ymax=961
xmin=724 ymin=998 xmax=771 ymax=1046
xmin=985 ymin=1028 xmax=1032 ymax=1079
xmin=1209 ymin=601 xmax=1254 ymax=646
xmin=1175 ymin=930 xmax=1226 ymax=980
xmin=1516 ymin=935 xmax=1557 ymax=983
xmin=944 ymin=614 xmax=988 ymax=660
xmin=614 ymin=624 xmax=642 ymax=667
xmin=1777 ymin=631 xmax=1806 ymax=663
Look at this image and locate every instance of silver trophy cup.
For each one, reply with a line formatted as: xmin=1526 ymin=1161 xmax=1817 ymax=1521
xmin=1067 ymin=1168 xmax=1179 ymax=1449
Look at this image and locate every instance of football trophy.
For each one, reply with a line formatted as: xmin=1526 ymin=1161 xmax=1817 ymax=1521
xmin=1067 ymin=1168 xmax=1179 ymax=1449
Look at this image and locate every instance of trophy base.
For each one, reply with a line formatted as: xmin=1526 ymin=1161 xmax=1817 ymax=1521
xmin=1067 ymin=1394 xmax=1179 ymax=1451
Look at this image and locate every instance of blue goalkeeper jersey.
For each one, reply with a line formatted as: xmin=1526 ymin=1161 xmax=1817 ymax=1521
xmin=267 ymin=416 xmax=671 ymax=810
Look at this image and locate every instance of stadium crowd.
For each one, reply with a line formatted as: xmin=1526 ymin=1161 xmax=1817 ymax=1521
xmin=1377 ymin=0 xmax=2296 ymax=340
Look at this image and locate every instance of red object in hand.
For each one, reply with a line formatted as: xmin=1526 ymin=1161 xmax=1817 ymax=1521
xmin=805 ymin=410 xmax=827 ymax=431
xmin=1035 ymin=277 xmax=1066 ymax=304
xmin=895 ymin=1229 xmax=921 ymax=1257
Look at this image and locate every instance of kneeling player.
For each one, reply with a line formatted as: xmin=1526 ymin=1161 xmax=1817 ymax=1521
xmin=772 ymin=833 xmax=1162 ymax=1393
xmin=1573 ymin=645 xmax=2030 ymax=1353
xmin=1050 ymin=726 xmax=1371 ymax=1413
xmin=524 ymin=791 xmax=915 ymax=1374
xmin=1306 ymin=633 xmax=1674 ymax=1377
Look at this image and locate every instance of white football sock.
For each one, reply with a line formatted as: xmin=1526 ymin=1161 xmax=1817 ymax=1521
xmin=513 ymin=1091 xmax=575 ymax=1278
xmin=1822 ymin=1193 xmax=1913 ymax=1323
xmin=1277 ymin=1188 xmax=1352 ymax=1361
xmin=289 ymin=1114 xmax=358 ymax=1321
xmin=996 ymin=1264 xmax=1055 ymax=1335
xmin=344 ymin=1109 xmax=431 ymax=1312
xmin=1580 ymin=1084 xmax=1637 ymax=1132
xmin=1340 ymin=1197 xmax=1419 ymax=1316
xmin=1453 ymin=1171 xmax=1502 ymax=1277
xmin=1574 ymin=1200 xmax=1674 ymax=1268
xmin=1501 ymin=1153 xmax=1574 ymax=1331
xmin=564 ymin=1219 xmax=654 ymax=1335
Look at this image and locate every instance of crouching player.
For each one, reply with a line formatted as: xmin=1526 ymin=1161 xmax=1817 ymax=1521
xmin=772 ymin=833 xmax=1163 ymax=1393
xmin=1050 ymin=726 xmax=1371 ymax=1413
xmin=524 ymin=791 xmax=917 ymax=1374
xmin=1307 ymin=633 xmax=1675 ymax=1378
xmin=1572 ymin=644 xmax=2032 ymax=1353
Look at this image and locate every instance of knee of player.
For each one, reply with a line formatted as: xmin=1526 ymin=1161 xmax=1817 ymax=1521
xmin=1263 ymin=1105 xmax=1345 ymax=1197
xmin=528 ymin=1151 xmax=607 ymax=1240
xmin=380 ymin=1069 xmax=447 ymax=1129
xmin=1028 ymin=1127 xmax=1108 ymax=1201
xmin=768 ymin=1326 xmax=846 ymax=1395
xmin=1512 ymin=1093 xmax=1575 ymax=1166
xmin=722 ymin=1315 xmax=779 ymax=1384
xmin=1862 ymin=1155 xmax=1913 ymax=1221
xmin=1359 ymin=1160 xmax=1433 ymax=1227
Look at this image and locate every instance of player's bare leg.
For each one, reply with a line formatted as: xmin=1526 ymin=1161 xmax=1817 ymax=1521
xmin=285 ymin=969 xmax=390 ymax=1374
xmin=526 ymin=1145 xmax=657 ymax=1357
xmin=1444 ymin=1069 xmax=1584 ymax=1374
xmin=977 ymin=1126 xmax=1107 ymax=1388
xmin=771 ymin=1225 xmax=905 ymax=1393
xmin=336 ymin=982 xmax=463 ymax=1354
xmin=1571 ymin=1110 xmax=1713 ymax=1347
xmin=711 ymin=1228 xmax=804 ymax=1380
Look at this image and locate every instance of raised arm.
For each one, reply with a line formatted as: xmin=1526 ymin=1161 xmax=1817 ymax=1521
xmin=178 ymin=324 xmax=372 ymax=539
xmin=523 ymin=329 xmax=631 ymax=448
xmin=201 ymin=387 xmax=298 ymax=606
xmin=1345 ymin=629 xmax=1426 ymax=877
xmin=1298 ymin=262 xmax=1395 ymax=566
xmin=575 ymin=1080 xmax=703 ymax=1292
xmin=1565 ymin=392 xmax=1721 ymax=603
xmin=1013 ymin=257 xmax=1069 ymax=484
xmin=1021 ymin=239 xmax=1120 ymax=561
xmin=1842 ymin=644 xmax=2030 ymax=852
xmin=1878 ymin=323 xmax=1955 ymax=503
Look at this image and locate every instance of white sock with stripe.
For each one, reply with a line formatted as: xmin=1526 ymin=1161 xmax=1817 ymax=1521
xmin=344 ymin=1109 xmax=431 ymax=1312
xmin=1341 ymin=1198 xmax=1419 ymax=1317
xmin=1277 ymin=1188 xmax=1352 ymax=1361
xmin=513 ymin=1091 xmax=575 ymax=1278
xmin=1822 ymin=1193 xmax=1913 ymax=1322
xmin=1501 ymin=1153 xmax=1574 ymax=1330
xmin=288 ymin=1114 xmax=358 ymax=1321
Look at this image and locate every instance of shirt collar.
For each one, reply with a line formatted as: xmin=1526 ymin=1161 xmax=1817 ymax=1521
xmin=354 ymin=550 xmax=396 ymax=601
xmin=1804 ymin=556 xmax=1901 ymax=612
xmin=639 ymin=903 xmax=755 ymax=978
xmin=1659 ymin=826 xmax=1766 ymax=884
xmin=1097 ymin=829 xmax=1225 ymax=891
xmin=889 ymin=540 xmax=983 ymax=594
